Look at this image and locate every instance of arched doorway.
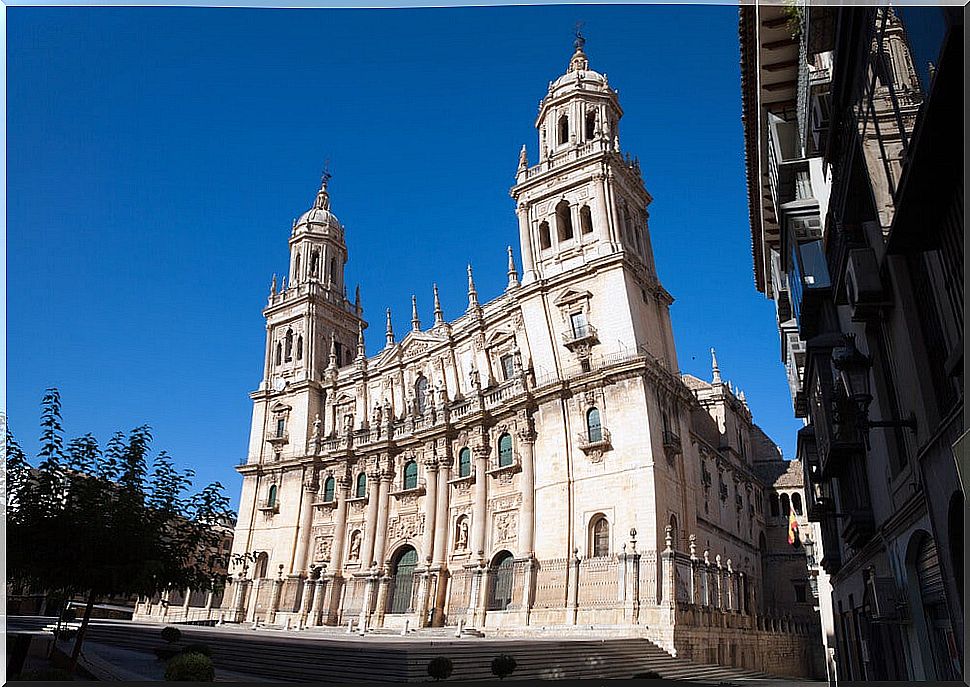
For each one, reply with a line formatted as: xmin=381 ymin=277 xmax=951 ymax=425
xmin=387 ymin=546 xmax=418 ymax=615
xmin=907 ymin=531 xmax=962 ymax=680
xmin=488 ymin=551 xmax=515 ymax=611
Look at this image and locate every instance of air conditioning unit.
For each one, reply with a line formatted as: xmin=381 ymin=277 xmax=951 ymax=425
xmin=845 ymin=248 xmax=889 ymax=322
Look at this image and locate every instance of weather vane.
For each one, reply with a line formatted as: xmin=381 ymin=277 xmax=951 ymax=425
xmin=574 ymin=21 xmax=586 ymax=49
xmin=321 ymin=158 xmax=332 ymax=188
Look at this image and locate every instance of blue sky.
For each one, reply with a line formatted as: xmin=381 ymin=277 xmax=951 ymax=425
xmin=8 ymin=6 xmax=801 ymax=510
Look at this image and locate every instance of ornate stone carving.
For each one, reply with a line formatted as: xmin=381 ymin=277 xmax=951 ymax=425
xmin=490 ymin=494 xmax=522 ymax=512
xmin=348 ymin=530 xmax=363 ymax=561
xmin=388 ymin=513 xmax=425 ymax=541
xmin=313 ymin=536 xmax=332 ymax=562
xmin=493 ymin=511 xmax=518 ymax=544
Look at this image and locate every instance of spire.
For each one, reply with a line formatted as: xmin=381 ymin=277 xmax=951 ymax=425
xmin=411 ymin=295 xmax=421 ymax=331
xmin=506 ymin=246 xmax=519 ymax=290
xmin=432 ymin=284 xmax=444 ymax=326
xmin=328 ymin=332 xmax=337 ymax=370
xmin=356 ymin=321 xmax=365 ymax=360
xmin=354 ymin=285 xmax=362 ymax=315
xmin=467 ymin=264 xmax=480 ymax=312
xmin=711 ymin=347 xmax=722 ymax=385
xmin=270 ymin=273 xmax=277 ymax=296
xmin=385 ymin=308 xmax=395 ymax=348
xmin=518 ymin=145 xmax=528 ymax=172
xmin=314 ymin=163 xmax=332 ymax=211
xmin=568 ymin=23 xmax=589 ymax=72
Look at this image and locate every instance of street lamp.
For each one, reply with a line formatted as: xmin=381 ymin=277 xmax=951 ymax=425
xmin=831 ymin=334 xmax=917 ymax=447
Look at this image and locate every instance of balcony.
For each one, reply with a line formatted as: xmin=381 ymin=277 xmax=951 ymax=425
xmin=266 ymin=431 xmax=288 ymax=447
xmin=841 ymin=509 xmax=876 ymax=550
xmin=767 ymin=113 xmax=809 ymax=212
xmin=562 ymin=324 xmax=599 ymax=350
xmin=578 ymin=427 xmax=612 ymax=459
xmin=257 ymin=500 xmax=279 ymax=514
xmin=662 ymin=429 xmax=682 ymax=459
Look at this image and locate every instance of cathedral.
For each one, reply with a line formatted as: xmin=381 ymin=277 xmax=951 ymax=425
xmin=196 ymin=35 xmax=822 ymax=676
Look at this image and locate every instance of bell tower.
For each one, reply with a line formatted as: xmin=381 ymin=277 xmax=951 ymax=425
xmin=249 ymin=174 xmax=365 ymax=465
xmin=511 ymin=32 xmax=658 ymax=284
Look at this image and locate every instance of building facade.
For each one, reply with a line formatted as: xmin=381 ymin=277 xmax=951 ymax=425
xmin=740 ymin=4 xmax=963 ymax=682
xmin=211 ymin=37 xmax=822 ymax=677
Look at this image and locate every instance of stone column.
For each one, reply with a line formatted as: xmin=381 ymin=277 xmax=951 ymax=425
xmin=204 ymin=590 xmax=215 ymax=621
xmin=516 ymin=425 xmax=537 ymax=557
xmin=601 ymin=172 xmax=619 ymax=251
xmin=361 ymin=466 xmax=381 ymax=569
xmin=298 ymin=574 xmax=314 ymax=624
xmin=433 ymin=459 xmax=451 ymax=565
xmin=293 ymin=473 xmax=317 ymax=575
xmin=422 ymin=460 xmax=439 ymax=562
xmin=725 ymin=560 xmax=734 ymax=612
xmin=660 ymin=526 xmax=676 ymax=626
xmin=329 ymin=478 xmax=350 ymax=575
xmin=714 ymin=555 xmax=724 ymax=611
xmin=627 ymin=531 xmax=641 ymax=624
xmin=517 ymin=203 xmax=537 ymax=284
xmin=373 ymin=468 xmax=393 ymax=568
xmin=566 ymin=549 xmax=581 ymax=625
xmin=230 ymin=578 xmax=246 ymax=623
xmin=311 ymin=577 xmax=328 ymax=627
xmin=268 ymin=573 xmax=284 ymax=624
xmin=182 ymin=587 xmax=192 ymax=620
xmin=471 ymin=446 xmax=489 ymax=559
xmin=373 ymin=571 xmax=391 ymax=627
xmin=688 ymin=535 xmax=699 ymax=606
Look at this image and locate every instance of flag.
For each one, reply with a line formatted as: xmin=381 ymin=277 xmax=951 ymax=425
xmin=788 ymin=505 xmax=801 ymax=547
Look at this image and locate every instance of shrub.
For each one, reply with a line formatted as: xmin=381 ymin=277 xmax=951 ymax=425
xmin=164 ymin=653 xmax=215 ymax=682
xmin=160 ymin=626 xmax=182 ymax=644
xmin=491 ymin=654 xmax=517 ymax=680
xmin=427 ymin=656 xmax=454 ymax=681
xmin=15 ymin=667 xmax=75 ymax=681
xmin=181 ymin=642 xmax=212 ymax=657
xmin=154 ymin=646 xmax=182 ymax=661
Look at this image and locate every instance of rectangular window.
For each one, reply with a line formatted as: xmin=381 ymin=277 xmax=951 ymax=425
xmin=794 ymin=582 xmax=807 ymax=603
xmin=500 ymin=354 xmax=516 ymax=381
xmin=276 ymin=418 xmax=286 ymax=438
xmin=570 ymin=312 xmax=588 ymax=338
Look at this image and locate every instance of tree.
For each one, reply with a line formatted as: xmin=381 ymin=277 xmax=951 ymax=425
xmin=5 ymin=388 xmax=236 ymax=673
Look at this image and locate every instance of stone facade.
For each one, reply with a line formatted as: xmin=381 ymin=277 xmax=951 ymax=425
xmin=208 ymin=36 xmax=823 ymax=677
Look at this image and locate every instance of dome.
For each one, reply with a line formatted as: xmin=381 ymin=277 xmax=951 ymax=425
xmin=547 ymin=39 xmax=612 ymax=97
xmin=294 ymin=182 xmax=342 ymax=231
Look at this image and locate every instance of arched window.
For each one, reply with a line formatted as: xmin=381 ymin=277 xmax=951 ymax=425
xmin=255 ymin=552 xmax=269 ymax=579
xmin=792 ymin=492 xmax=803 ymax=516
xmin=488 ymin=551 xmax=515 ymax=610
xmin=275 ymin=342 xmax=282 ymax=366
xmin=780 ymin=493 xmax=791 ymax=517
xmin=539 ymin=221 xmax=552 ymax=250
xmin=769 ymin=493 xmax=779 ymax=517
xmin=585 ymin=111 xmax=596 ymax=139
xmin=285 ymin=329 xmax=294 ymax=361
xmin=669 ymin=514 xmax=679 ymax=550
xmin=403 ymin=460 xmax=418 ymax=490
xmin=591 ymin=515 xmax=610 ymax=557
xmin=586 ymin=407 xmax=602 ymax=443
xmin=267 ymin=484 xmax=278 ymax=508
xmin=556 ymin=200 xmax=574 ymax=241
xmin=387 ymin=546 xmax=418 ymax=614
xmin=296 ymin=335 xmax=303 ymax=361
xmin=580 ymin=205 xmax=593 ymax=234
xmin=355 ymin=472 xmax=367 ymax=499
xmin=623 ymin=204 xmax=633 ymax=244
xmin=458 ymin=447 xmax=471 ymax=478
xmin=323 ymin=476 xmax=335 ymax=502
xmin=310 ymin=249 xmax=320 ymax=277
xmin=415 ymin=376 xmax=428 ymax=415
xmin=294 ymin=254 xmax=301 ymax=282
xmin=557 ymin=115 xmax=569 ymax=145
xmin=329 ymin=257 xmax=336 ymax=283
xmin=498 ymin=433 xmax=513 ymax=467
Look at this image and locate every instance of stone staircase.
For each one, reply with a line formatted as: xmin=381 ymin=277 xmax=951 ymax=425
xmin=6 ymin=617 xmax=806 ymax=683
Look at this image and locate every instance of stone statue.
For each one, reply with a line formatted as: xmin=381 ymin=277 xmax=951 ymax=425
xmin=312 ymin=413 xmax=321 ymax=440
xmin=456 ymin=519 xmax=469 ymax=550
xmin=349 ymin=531 xmax=362 ymax=560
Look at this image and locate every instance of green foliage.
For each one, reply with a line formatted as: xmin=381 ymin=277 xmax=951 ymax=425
xmin=182 ymin=642 xmax=212 ymax=657
xmin=164 ymin=652 xmax=215 ymax=682
xmin=160 ymin=626 xmax=182 ymax=644
xmin=782 ymin=1 xmax=803 ymax=39
xmin=5 ymin=388 xmax=236 ymax=670
xmin=490 ymin=654 xmax=517 ymax=680
xmin=427 ymin=656 xmax=454 ymax=681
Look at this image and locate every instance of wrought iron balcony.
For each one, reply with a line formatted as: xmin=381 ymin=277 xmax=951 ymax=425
xmin=562 ymin=324 xmax=599 ymax=349
xmin=662 ymin=429 xmax=682 ymax=457
xmin=578 ymin=427 xmax=612 ymax=452
xmin=266 ymin=431 xmax=288 ymax=446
